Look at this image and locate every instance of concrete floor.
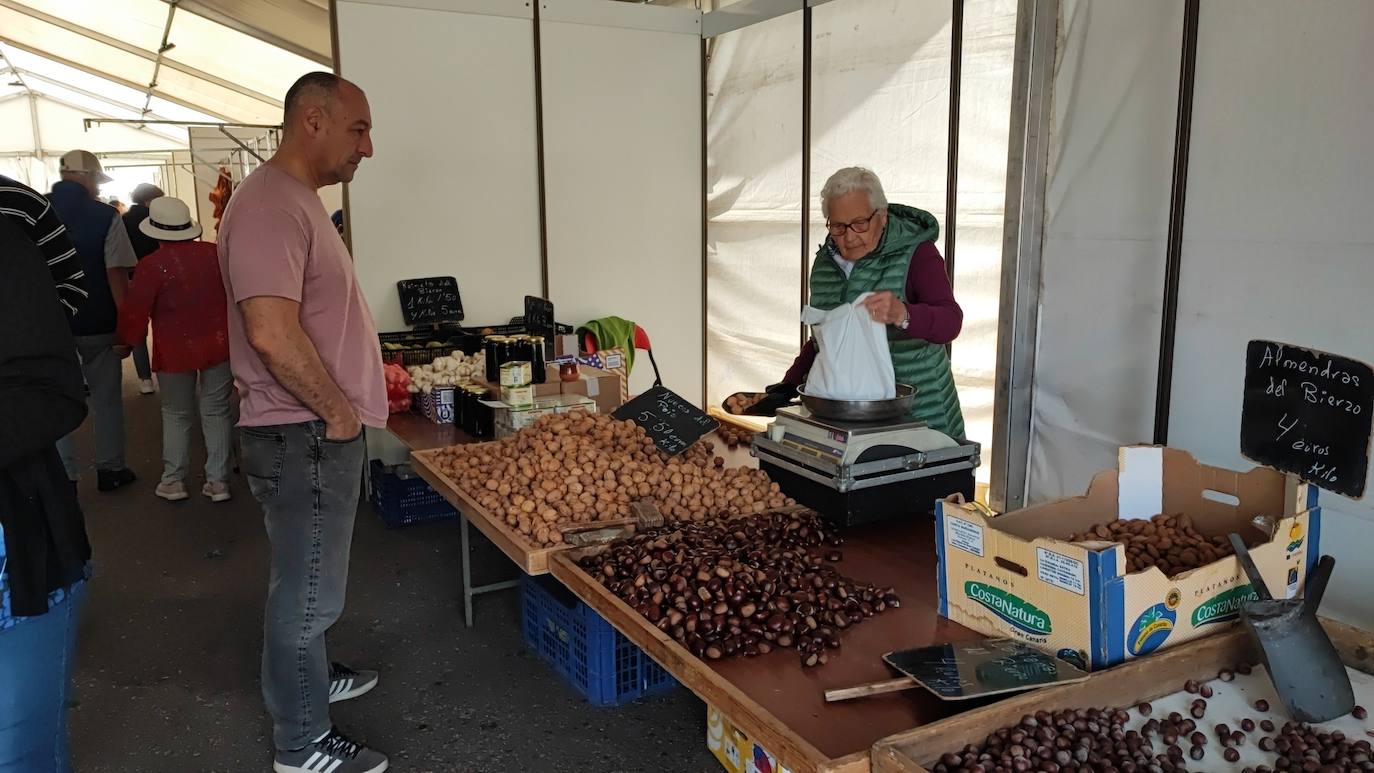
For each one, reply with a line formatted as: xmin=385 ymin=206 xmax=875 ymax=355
xmin=64 ymin=367 xmax=717 ymax=772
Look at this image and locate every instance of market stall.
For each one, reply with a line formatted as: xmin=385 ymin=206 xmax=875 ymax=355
xmin=327 ymin=1 xmax=1374 ymax=771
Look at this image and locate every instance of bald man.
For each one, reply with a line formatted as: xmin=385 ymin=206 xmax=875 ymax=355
xmin=217 ymin=72 xmax=388 ymax=773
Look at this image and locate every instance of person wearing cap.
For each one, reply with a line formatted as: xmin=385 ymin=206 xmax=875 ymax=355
xmin=48 ymin=150 xmax=140 ymax=493
xmin=123 ymin=183 xmax=166 ymax=395
xmin=116 ymin=198 xmax=233 ymax=504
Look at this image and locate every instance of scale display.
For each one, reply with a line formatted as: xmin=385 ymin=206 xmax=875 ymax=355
xmin=883 ymin=638 xmax=1089 ymax=701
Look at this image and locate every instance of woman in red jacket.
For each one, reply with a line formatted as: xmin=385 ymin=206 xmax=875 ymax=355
xmin=116 ymin=198 xmax=233 ymax=503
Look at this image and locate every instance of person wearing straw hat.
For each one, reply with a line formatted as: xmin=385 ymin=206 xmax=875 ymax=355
xmin=116 ymin=197 xmax=233 ymax=503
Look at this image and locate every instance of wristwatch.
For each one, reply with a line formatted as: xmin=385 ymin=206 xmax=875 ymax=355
xmin=896 ymin=309 xmax=910 ymax=331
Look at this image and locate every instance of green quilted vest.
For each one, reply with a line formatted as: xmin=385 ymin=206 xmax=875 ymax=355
xmin=807 ymin=204 xmax=965 ymax=439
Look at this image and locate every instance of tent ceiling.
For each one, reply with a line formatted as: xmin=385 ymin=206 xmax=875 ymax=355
xmin=0 ymin=0 xmax=329 ymax=127
xmin=169 ymin=0 xmax=331 ymax=65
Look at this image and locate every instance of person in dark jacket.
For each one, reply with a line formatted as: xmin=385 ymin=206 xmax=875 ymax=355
xmin=123 ymin=183 xmax=164 ymax=394
xmin=0 ymin=216 xmax=93 ymax=772
xmin=49 ymin=149 xmax=140 ymax=492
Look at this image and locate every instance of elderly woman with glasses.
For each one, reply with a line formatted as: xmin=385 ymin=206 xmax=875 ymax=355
xmin=761 ymin=167 xmax=965 ymax=438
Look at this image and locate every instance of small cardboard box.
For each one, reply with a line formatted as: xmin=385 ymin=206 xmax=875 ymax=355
xmin=935 ymin=446 xmax=1320 ymax=670
xmin=706 ymin=704 xmax=792 ymax=773
xmin=560 ymin=365 xmax=625 ymax=416
xmin=493 ymin=397 xmax=560 ymax=438
xmin=501 ymin=384 xmax=534 ymax=408
xmin=547 ymin=394 xmax=597 ymax=415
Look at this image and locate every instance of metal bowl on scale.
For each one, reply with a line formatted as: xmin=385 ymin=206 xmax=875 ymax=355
xmin=795 ymin=383 xmax=916 ymax=423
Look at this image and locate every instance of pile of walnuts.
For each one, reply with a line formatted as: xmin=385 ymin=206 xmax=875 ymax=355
xmin=1067 ymin=512 xmax=1240 ymax=576
xmin=428 ymin=411 xmax=794 ymax=547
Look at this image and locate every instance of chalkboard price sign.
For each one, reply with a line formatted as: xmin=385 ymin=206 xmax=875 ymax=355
xmin=1240 ymin=340 xmax=1372 ymax=498
xmin=397 ymin=276 xmax=464 ymax=326
xmin=613 ymin=385 xmax=719 ymax=456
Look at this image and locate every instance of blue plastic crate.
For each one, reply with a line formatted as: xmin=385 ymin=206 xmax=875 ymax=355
xmin=369 ymin=459 xmax=458 ymax=528
xmin=520 ymin=575 xmax=678 ymax=706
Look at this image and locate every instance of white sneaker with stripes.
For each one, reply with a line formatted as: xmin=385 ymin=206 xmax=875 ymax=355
xmin=273 ymin=727 xmax=387 ymax=773
xmin=328 ymin=661 xmax=378 ymax=704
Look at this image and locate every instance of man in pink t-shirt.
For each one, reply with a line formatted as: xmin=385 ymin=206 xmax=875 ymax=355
xmin=217 ymin=72 xmax=388 ymax=773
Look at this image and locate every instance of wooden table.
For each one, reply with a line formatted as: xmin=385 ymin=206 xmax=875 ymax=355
xmin=550 ymin=516 xmax=984 ymax=773
xmin=386 ymin=411 xmax=476 ymax=451
xmin=391 ymin=412 xmax=759 ymax=626
xmin=870 ymin=618 xmax=1374 ymax=772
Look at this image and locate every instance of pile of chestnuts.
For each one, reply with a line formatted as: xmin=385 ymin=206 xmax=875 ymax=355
xmin=581 ymin=509 xmax=900 ymax=668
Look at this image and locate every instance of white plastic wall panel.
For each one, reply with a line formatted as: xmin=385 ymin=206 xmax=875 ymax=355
xmin=336 ymin=0 xmax=543 ymax=332
xmin=540 ymin=12 xmax=704 ymax=402
xmin=704 ymin=10 xmax=804 ymax=407
xmin=1027 ymin=0 xmax=1183 ymax=503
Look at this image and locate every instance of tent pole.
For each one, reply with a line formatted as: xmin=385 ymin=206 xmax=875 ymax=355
xmin=1152 ymin=0 xmax=1200 ymax=445
xmin=945 ymin=0 xmax=963 ymax=286
xmin=700 ymin=32 xmax=709 ymax=406
xmin=533 ymin=0 xmax=550 ymax=298
xmin=800 ymin=3 xmax=812 ymax=350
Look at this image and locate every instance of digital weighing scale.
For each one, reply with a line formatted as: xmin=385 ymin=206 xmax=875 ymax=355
xmin=752 ymin=406 xmax=980 ymax=526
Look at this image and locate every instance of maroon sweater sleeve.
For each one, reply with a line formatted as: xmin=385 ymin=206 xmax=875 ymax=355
xmin=902 ymin=241 xmax=962 ymax=344
xmin=783 ymin=339 xmax=817 ymax=386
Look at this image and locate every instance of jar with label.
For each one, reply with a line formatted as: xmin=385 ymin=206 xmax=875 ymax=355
xmin=499 ymin=360 xmax=532 ymax=388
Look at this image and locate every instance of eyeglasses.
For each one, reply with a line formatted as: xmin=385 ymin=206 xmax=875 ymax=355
xmin=826 ymin=209 xmax=879 ymax=237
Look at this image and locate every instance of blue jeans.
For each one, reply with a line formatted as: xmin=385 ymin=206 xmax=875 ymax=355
xmin=241 ymin=420 xmax=364 ymax=750
xmin=0 ymin=584 xmax=85 ymax=773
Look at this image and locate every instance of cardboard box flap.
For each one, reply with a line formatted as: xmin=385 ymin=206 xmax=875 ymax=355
xmin=988 ymin=471 xmax=1121 ymax=540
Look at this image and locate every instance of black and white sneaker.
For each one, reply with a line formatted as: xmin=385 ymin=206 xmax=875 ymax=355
xmin=328 ymin=661 xmax=379 ymax=704
xmin=274 ymin=727 xmax=388 ymax=773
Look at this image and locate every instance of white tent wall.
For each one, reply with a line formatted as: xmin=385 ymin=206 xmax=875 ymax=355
xmin=0 ymin=97 xmax=33 ymax=153
xmin=705 ymin=11 xmax=804 ymax=408
xmin=1027 ymin=0 xmax=1182 ymax=503
xmin=540 ymin=3 xmax=704 ymax=402
xmin=1166 ymin=0 xmax=1374 ymax=629
xmin=337 ymin=0 xmax=703 ymax=406
xmin=335 ymin=0 xmax=543 ymax=332
xmin=1027 ymin=0 xmax=1374 ymax=629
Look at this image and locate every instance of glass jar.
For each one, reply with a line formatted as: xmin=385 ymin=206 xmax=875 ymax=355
xmin=483 ymin=336 xmax=503 ymax=383
xmin=469 ymin=386 xmax=494 ymax=439
xmin=529 ymin=336 xmax=547 ymax=383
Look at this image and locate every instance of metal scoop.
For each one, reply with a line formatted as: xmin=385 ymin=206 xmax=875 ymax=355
xmin=1228 ymin=533 xmax=1352 ymax=722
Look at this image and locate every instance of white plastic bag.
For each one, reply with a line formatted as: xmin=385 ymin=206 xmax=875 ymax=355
xmin=800 ymin=292 xmax=896 ymax=401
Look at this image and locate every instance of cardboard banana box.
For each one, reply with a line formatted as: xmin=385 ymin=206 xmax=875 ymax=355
xmin=935 ymin=446 xmax=1320 ymax=670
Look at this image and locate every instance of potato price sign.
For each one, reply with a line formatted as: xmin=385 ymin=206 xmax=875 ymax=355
xmin=614 ymin=385 xmax=719 ymax=456
xmin=1240 ymin=340 xmax=1372 ymax=498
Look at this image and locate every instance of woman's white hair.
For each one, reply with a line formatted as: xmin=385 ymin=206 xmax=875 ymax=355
xmin=820 ymin=167 xmax=888 ymax=219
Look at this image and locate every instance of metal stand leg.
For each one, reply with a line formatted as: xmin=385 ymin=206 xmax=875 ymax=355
xmin=459 ymin=511 xmax=521 ymax=628
xmin=461 ymin=512 xmax=474 ymax=627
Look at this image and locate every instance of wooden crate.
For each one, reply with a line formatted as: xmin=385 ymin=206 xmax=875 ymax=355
xmin=410 ymin=449 xmax=634 ymax=574
xmin=870 ymin=619 xmax=1374 ymax=772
